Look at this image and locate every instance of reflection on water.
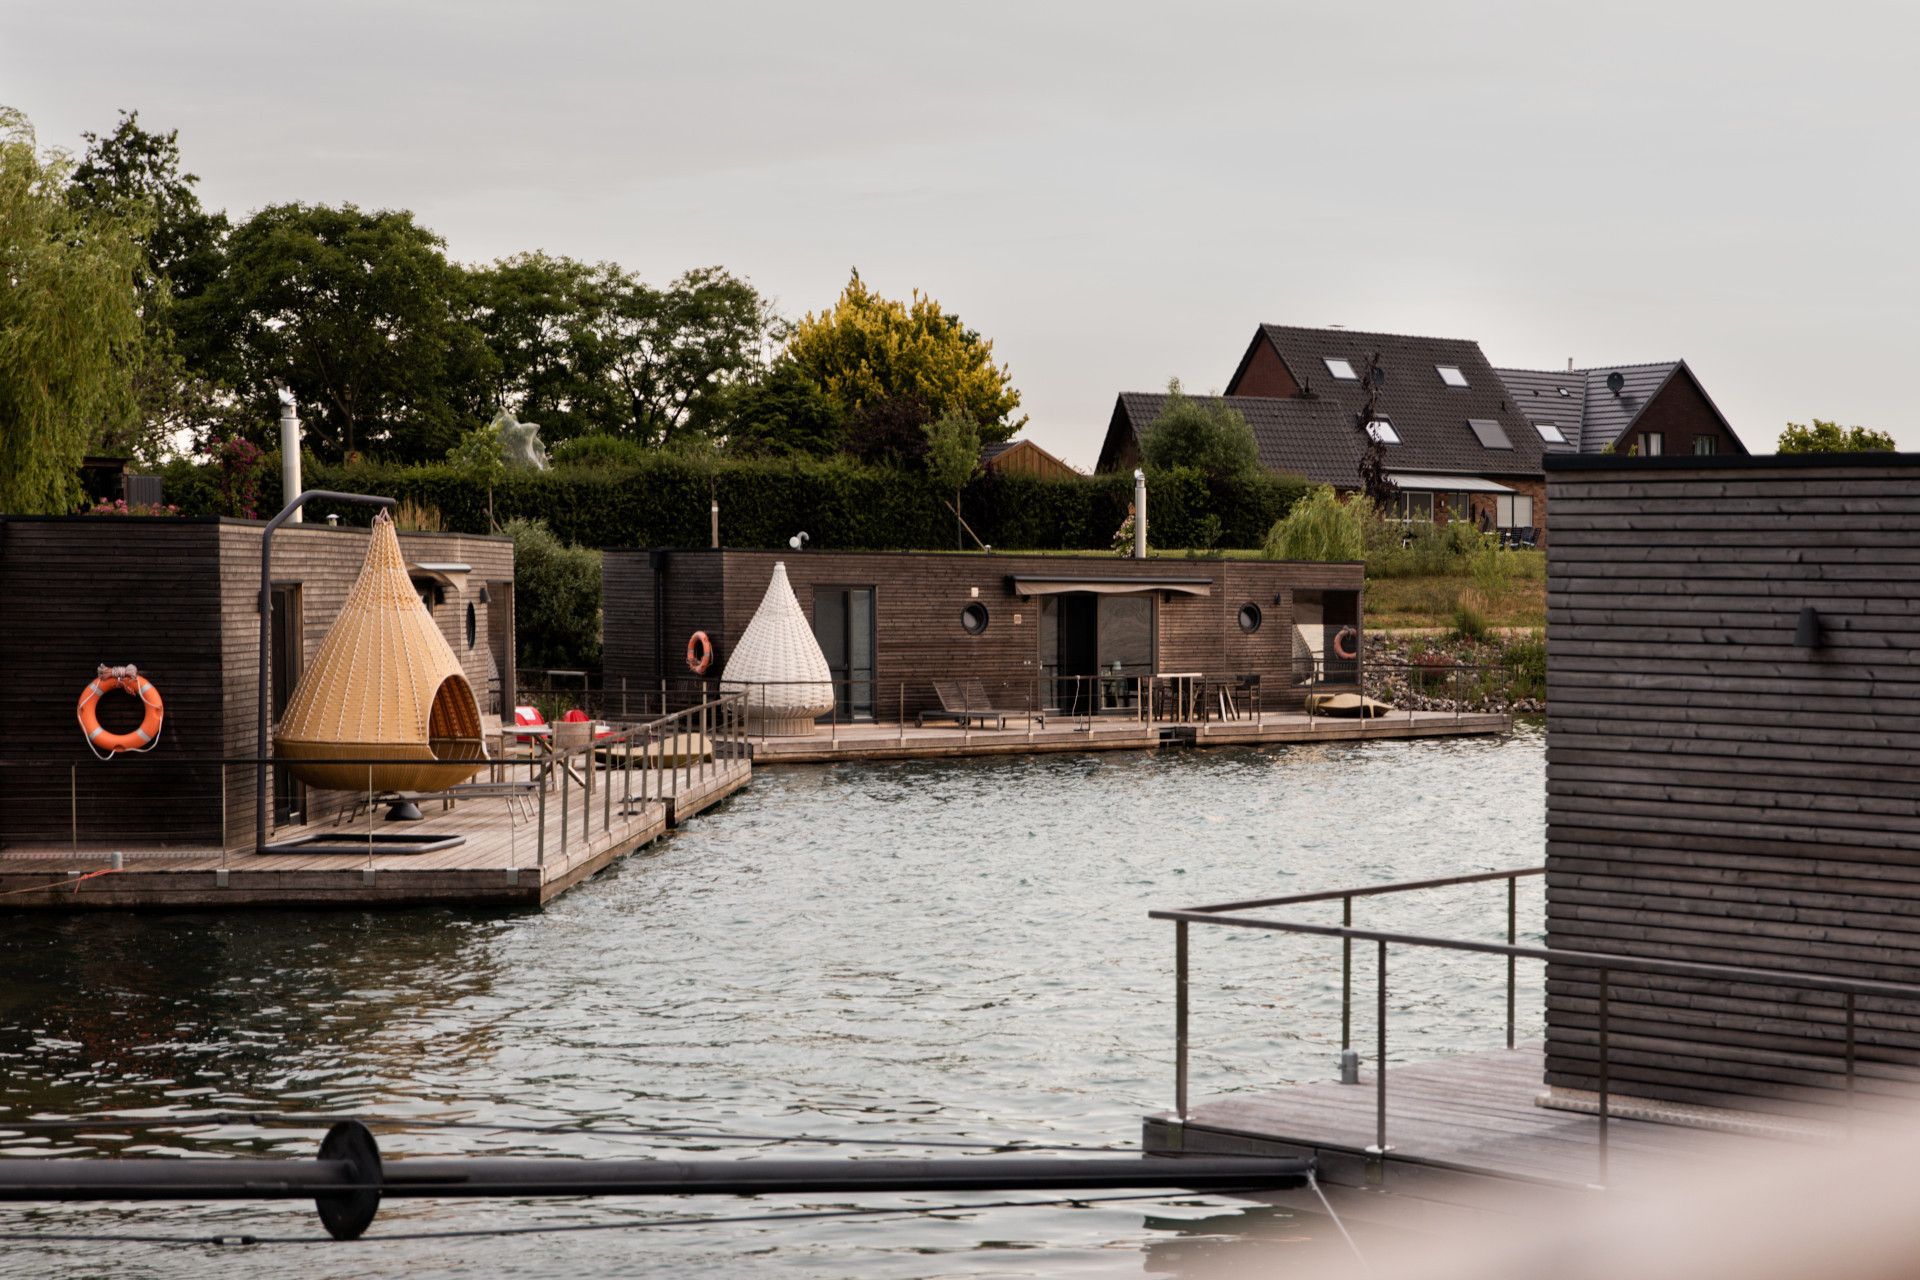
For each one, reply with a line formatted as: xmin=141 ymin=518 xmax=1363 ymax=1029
xmin=0 ymin=726 xmax=1543 ymax=1276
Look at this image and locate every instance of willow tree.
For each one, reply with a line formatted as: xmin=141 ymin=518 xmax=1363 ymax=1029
xmin=0 ymin=108 xmax=144 ymax=513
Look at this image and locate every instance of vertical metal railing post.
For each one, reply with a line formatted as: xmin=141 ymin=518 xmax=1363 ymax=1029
xmin=1845 ymin=991 xmax=1858 ymax=1134
xmin=900 ymin=682 xmax=907 ymax=745
xmin=70 ymin=764 xmax=77 ymax=856
xmin=1175 ymin=920 xmax=1189 ymax=1120
xmin=603 ymin=732 xmax=612 ymax=833
xmin=560 ymin=752 xmax=570 ymax=862
xmin=1507 ymin=876 xmax=1518 ymax=1050
xmin=1341 ymin=896 xmax=1354 ymax=1053
xmin=624 ymin=729 xmax=634 ymax=818
xmin=1373 ymin=940 xmax=1389 ymax=1157
xmin=536 ymin=758 xmax=548 ymax=870
xmin=1596 ymin=968 xmax=1610 ymax=1187
xmin=220 ymin=763 xmax=230 ymax=870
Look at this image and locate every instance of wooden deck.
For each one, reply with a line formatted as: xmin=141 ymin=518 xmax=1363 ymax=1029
xmin=751 ymin=708 xmax=1511 ymax=763
xmin=0 ymin=757 xmax=750 ymax=910
xmin=1144 ymin=1044 xmax=1816 ymax=1210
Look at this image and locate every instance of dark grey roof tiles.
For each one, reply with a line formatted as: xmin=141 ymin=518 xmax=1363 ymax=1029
xmin=1244 ymin=325 xmax=1546 ymax=476
xmin=1492 ymin=367 xmax=1587 ymax=451
xmin=1114 ymin=392 xmax=1364 ymax=487
xmin=1574 ymin=362 xmax=1679 ymax=453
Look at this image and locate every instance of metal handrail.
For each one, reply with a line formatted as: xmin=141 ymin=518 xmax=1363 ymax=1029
xmin=1153 ymin=868 xmax=1920 ymax=1186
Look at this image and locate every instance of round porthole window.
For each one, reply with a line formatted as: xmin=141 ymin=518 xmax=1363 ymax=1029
xmin=466 ymin=601 xmax=478 ymax=649
xmin=1237 ymin=603 xmax=1262 ymax=634
xmin=961 ymin=603 xmax=990 ymax=635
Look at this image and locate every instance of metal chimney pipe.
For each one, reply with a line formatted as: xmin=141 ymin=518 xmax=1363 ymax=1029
xmin=710 ymin=497 xmax=720 ymax=549
xmin=278 ymin=391 xmax=302 ymax=522
xmin=1133 ymin=469 xmax=1148 ymax=560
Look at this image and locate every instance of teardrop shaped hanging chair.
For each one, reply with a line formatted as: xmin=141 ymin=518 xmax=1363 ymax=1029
xmin=719 ymin=561 xmax=835 ymax=736
xmin=274 ymin=514 xmax=487 ymax=791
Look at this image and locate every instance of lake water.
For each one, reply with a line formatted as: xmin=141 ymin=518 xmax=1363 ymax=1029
xmin=0 ymin=724 xmax=1545 ymax=1278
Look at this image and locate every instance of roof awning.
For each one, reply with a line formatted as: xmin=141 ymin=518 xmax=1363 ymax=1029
xmin=1386 ymin=473 xmax=1515 ymax=494
xmin=408 ymin=562 xmax=472 ymax=592
xmin=1005 ymin=574 xmax=1212 ymax=598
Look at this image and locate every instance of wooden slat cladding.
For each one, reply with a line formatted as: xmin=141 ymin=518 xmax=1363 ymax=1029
xmin=0 ymin=518 xmax=513 ymax=854
xmin=602 ymin=550 xmax=1363 ymax=719
xmin=1542 ymin=458 xmax=1920 ymax=1116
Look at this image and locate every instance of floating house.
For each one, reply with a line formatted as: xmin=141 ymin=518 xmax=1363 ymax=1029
xmin=0 ymin=515 xmax=514 ymax=851
xmin=604 ymin=549 xmax=1366 ymax=723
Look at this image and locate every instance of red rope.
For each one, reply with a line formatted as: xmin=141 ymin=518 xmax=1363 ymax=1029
xmin=0 ymin=867 xmax=119 ymax=899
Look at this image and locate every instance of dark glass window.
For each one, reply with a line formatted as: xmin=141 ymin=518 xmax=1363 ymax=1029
xmin=961 ymin=603 xmax=989 ymax=634
xmin=1237 ymin=603 xmax=1262 ymax=633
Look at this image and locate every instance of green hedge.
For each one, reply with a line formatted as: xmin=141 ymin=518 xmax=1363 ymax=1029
xmin=165 ymin=453 xmax=1313 ymax=552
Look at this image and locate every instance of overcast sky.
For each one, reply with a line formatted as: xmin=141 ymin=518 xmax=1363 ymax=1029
xmin=6 ymin=0 xmax=1916 ymax=462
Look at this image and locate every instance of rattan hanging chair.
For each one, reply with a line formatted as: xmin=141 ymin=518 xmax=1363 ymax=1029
xmin=274 ymin=514 xmax=487 ymax=791
xmin=720 ymin=561 xmax=835 ymax=736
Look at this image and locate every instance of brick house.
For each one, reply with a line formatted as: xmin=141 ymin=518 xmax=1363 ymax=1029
xmin=1097 ymin=324 xmax=1746 ymax=543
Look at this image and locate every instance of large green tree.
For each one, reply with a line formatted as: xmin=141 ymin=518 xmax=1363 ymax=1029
xmin=781 ymin=270 xmax=1023 ymax=443
xmin=178 ymin=202 xmax=493 ymax=461
xmin=467 ymin=254 xmax=775 ymax=448
xmin=0 ymin=107 xmax=145 ymax=513
xmin=66 ymin=109 xmax=237 ymax=460
xmin=1777 ymin=419 xmax=1897 ymax=453
xmin=1139 ymin=379 xmax=1259 ymax=480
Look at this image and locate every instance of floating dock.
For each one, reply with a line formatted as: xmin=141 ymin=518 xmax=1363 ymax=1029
xmin=0 ymin=756 xmax=749 ymax=910
xmin=1144 ymin=1044 xmax=1811 ymax=1216
xmin=750 ymin=708 xmax=1510 ymax=764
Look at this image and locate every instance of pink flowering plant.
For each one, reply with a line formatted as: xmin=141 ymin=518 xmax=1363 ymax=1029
xmin=210 ymin=435 xmax=267 ymax=518
xmin=82 ymin=498 xmax=180 ymax=517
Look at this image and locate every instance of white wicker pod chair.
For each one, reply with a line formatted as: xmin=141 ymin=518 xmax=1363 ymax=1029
xmin=719 ymin=562 xmax=835 ymax=735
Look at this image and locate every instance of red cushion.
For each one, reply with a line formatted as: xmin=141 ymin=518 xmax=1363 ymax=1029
xmin=513 ymin=705 xmax=545 ymax=727
xmin=561 ymin=708 xmax=590 ymax=723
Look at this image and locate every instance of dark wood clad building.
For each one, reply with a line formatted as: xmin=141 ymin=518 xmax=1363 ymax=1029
xmin=1543 ymin=452 xmax=1920 ymax=1119
xmin=604 ymin=550 xmax=1364 ymax=721
xmin=0 ymin=517 xmax=514 ymax=853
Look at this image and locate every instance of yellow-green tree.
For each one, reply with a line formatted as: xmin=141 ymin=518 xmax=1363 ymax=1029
xmin=0 ymin=107 xmax=145 ymax=513
xmin=782 ymin=270 xmax=1024 ymax=443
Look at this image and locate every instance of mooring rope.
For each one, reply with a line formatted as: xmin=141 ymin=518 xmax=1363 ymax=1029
xmin=1307 ymin=1171 xmax=1370 ymax=1272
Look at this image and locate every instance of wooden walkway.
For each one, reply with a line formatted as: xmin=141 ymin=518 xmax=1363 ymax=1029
xmin=0 ymin=757 xmax=750 ymax=910
xmin=752 ymin=708 xmax=1510 ymax=764
xmin=1145 ymin=1045 xmax=1814 ymax=1204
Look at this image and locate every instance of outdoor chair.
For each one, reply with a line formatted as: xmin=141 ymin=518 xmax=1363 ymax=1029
xmin=918 ymin=680 xmax=1038 ymax=730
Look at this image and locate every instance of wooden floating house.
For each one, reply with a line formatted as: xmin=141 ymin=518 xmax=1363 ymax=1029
xmin=0 ymin=515 xmax=514 ymax=853
xmin=1543 ymin=451 xmax=1920 ymax=1121
xmin=604 ymin=549 xmax=1369 ymax=725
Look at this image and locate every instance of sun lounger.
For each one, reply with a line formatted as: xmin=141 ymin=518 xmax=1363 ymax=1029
xmin=916 ymin=679 xmax=1040 ymax=730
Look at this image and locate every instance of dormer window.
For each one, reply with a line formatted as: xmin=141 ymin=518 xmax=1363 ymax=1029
xmin=1534 ymin=422 xmax=1568 ymax=444
xmin=1324 ymin=358 xmax=1358 ymax=380
xmin=1436 ymin=365 xmax=1469 ymax=388
xmin=1365 ymin=419 xmax=1400 ymax=445
xmin=1467 ymin=418 xmax=1513 ymax=450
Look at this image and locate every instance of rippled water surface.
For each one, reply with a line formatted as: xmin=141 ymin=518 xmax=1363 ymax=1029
xmin=0 ymin=726 xmax=1544 ymax=1277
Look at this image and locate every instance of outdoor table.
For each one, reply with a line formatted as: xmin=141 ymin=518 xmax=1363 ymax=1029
xmin=1155 ymin=672 xmax=1203 ymax=722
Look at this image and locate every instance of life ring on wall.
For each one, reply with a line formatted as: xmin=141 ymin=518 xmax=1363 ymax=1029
xmin=77 ymin=665 xmax=165 ymax=755
xmin=686 ymin=631 xmax=714 ymax=675
xmin=1332 ymin=627 xmax=1359 ymax=661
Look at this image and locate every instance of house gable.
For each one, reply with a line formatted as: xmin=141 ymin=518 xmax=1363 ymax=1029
xmin=1613 ymin=362 xmax=1748 ymax=457
xmin=1224 ymin=330 xmax=1302 ymax=398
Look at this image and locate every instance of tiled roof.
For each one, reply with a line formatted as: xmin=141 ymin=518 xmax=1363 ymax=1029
xmin=1492 ymin=367 xmax=1587 ymax=452
xmin=1113 ymin=392 xmax=1367 ymax=487
xmin=980 ymin=441 xmax=1017 ymax=462
xmin=1240 ymin=325 xmax=1547 ymax=477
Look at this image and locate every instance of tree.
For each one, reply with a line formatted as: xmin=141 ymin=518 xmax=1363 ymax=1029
xmin=1777 ymin=419 xmax=1897 ymax=453
xmin=503 ymin=517 xmax=602 ymax=670
xmin=923 ymin=410 xmax=982 ymax=548
xmin=782 ymin=269 xmax=1023 ymax=442
xmin=724 ymin=360 xmax=848 ymax=458
xmin=446 ymin=417 xmax=508 ymax=530
xmin=467 ymin=256 xmax=775 ymax=449
xmin=0 ymin=108 xmax=145 ymax=513
xmin=1265 ymin=486 xmax=1371 ymax=562
xmin=1138 ymin=379 xmax=1259 ymax=479
xmin=65 ymin=110 xmax=235 ymax=461
xmin=177 ymin=202 xmax=493 ymax=462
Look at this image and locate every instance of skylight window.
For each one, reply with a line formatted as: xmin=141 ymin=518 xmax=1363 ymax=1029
xmin=1365 ymin=419 xmax=1400 ymax=445
xmin=1466 ymin=418 xmax=1513 ymax=450
xmin=1324 ymin=358 xmax=1358 ymax=380
xmin=1534 ymin=422 xmax=1568 ymax=445
xmin=1436 ymin=365 xmax=1469 ymax=388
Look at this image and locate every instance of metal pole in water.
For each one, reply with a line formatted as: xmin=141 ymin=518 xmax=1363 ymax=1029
xmin=1507 ymin=876 xmax=1518 ymax=1049
xmin=1373 ymin=940 xmax=1388 ymax=1158
xmin=1175 ymin=920 xmax=1189 ymax=1120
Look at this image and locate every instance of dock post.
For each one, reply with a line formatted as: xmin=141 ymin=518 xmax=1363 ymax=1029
xmin=560 ymin=754 xmax=569 ymax=862
xmin=603 ymin=735 xmax=612 ymax=833
xmin=1175 ymin=920 xmax=1189 ymax=1120
xmin=536 ymin=762 xmax=547 ymax=870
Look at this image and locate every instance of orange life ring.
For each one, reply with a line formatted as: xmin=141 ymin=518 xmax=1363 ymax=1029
xmin=686 ymin=630 xmax=714 ymax=675
xmin=77 ymin=665 xmax=164 ymax=754
xmin=1333 ymin=627 xmax=1359 ymax=661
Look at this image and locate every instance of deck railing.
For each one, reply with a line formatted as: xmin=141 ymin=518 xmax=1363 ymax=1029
xmin=1151 ymin=869 xmax=1920 ymax=1187
xmin=0 ymin=692 xmax=747 ymax=880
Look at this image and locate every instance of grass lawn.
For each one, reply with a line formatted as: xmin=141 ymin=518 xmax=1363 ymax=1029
xmin=1364 ymin=573 xmax=1546 ymax=632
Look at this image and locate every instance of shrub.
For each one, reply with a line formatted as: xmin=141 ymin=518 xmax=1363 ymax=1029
xmin=1452 ymin=599 xmax=1489 ymax=642
xmin=1264 ymin=486 xmax=1369 ymax=561
xmin=1468 ymin=539 xmax=1516 ymax=598
xmin=1139 ymin=379 xmax=1259 ymax=480
xmin=1504 ymin=632 xmax=1546 ymax=702
xmin=504 ymin=517 xmax=603 ymax=671
xmin=551 ymin=433 xmax=653 ymax=469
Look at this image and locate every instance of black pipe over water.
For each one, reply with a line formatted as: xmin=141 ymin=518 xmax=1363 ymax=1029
xmin=0 ymin=1122 xmax=1313 ymax=1241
